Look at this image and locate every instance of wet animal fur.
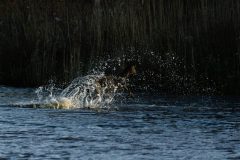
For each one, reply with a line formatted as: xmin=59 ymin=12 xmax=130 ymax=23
xmin=95 ymin=65 xmax=136 ymax=97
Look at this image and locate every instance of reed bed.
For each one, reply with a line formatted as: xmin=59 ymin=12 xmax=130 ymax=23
xmin=0 ymin=0 xmax=239 ymax=94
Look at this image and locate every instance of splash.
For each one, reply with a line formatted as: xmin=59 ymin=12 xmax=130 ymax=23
xmin=32 ymin=55 xmax=137 ymax=110
xmin=30 ymin=49 xmax=216 ymax=109
xmin=34 ymin=73 xmax=123 ymax=110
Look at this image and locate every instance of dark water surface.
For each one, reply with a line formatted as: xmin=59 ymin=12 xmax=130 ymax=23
xmin=0 ymin=86 xmax=240 ymax=159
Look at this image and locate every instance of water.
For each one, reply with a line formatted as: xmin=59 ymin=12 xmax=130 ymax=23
xmin=0 ymin=85 xmax=240 ymax=159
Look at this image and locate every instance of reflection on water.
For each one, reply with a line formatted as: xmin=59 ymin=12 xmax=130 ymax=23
xmin=0 ymin=86 xmax=240 ymax=159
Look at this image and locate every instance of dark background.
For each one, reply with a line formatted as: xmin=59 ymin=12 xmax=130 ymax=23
xmin=0 ymin=0 xmax=239 ymax=95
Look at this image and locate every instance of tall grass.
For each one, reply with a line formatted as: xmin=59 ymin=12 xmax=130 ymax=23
xmin=0 ymin=0 xmax=239 ymax=94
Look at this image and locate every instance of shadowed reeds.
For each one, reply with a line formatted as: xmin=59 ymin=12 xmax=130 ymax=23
xmin=0 ymin=0 xmax=239 ymax=95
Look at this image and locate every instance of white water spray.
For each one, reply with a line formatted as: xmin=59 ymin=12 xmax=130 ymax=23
xmin=34 ymin=73 xmax=123 ymax=109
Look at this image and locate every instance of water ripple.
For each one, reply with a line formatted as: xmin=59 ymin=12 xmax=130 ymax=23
xmin=0 ymin=87 xmax=240 ymax=159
